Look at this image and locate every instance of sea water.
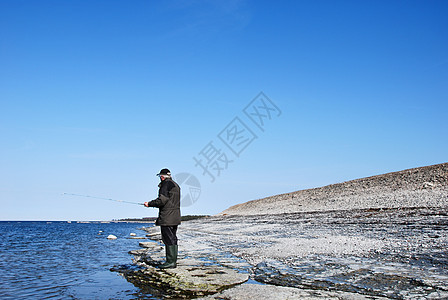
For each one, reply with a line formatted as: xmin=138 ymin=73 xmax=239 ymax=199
xmin=0 ymin=221 xmax=155 ymax=299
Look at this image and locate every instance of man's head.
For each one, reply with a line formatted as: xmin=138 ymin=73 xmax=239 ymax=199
xmin=157 ymin=168 xmax=171 ymax=181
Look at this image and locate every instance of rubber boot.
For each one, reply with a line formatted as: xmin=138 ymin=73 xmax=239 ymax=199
xmin=159 ymin=245 xmax=178 ymax=269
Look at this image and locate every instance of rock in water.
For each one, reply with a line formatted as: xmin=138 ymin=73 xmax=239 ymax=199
xmin=107 ymin=234 xmax=117 ymax=240
xmin=130 ymin=233 xmax=137 ymax=236
xmin=139 ymin=241 xmax=161 ymax=249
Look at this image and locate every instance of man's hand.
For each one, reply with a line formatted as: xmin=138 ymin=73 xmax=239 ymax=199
xmin=144 ymin=202 xmax=149 ymax=207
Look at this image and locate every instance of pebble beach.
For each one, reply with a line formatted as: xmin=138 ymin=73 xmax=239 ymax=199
xmin=121 ymin=163 xmax=448 ymax=299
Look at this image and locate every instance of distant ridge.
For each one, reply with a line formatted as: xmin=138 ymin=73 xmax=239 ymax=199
xmin=220 ymin=163 xmax=448 ymax=216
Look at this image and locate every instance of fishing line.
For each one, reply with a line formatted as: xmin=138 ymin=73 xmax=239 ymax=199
xmin=63 ymin=193 xmax=145 ymax=206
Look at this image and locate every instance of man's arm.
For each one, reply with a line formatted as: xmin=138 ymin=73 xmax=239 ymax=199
xmin=144 ymin=194 xmax=169 ymax=208
xmin=144 ymin=181 xmax=174 ymax=207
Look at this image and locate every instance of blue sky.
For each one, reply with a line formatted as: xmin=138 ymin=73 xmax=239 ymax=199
xmin=1 ymin=0 xmax=447 ymax=221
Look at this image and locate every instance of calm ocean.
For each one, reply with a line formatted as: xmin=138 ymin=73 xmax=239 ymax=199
xmin=0 ymin=221 xmax=156 ymax=299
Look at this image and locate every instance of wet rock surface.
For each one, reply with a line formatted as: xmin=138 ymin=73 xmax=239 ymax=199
xmin=118 ymin=228 xmax=250 ymax=298
xmin=199 ymin=283 xmax=389 ymax=300
xmin=183 ymin=207 xmax=448 ymax=299
xmin=118 ymin=207 xmax=448 ymax=299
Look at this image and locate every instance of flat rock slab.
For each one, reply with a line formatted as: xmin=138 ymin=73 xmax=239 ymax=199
xmin=199 ymin=283 xmax=389 ymax=300
xmin=128 ymin=249 xmax=147 ymax=256
xmin=123 ymin=263 xmax=248 ymax=297
xmin=138 ymin=241 xmax=160 ymax=248
xmin=164 ymin=265 xmax=247 ymax=293
xmin=142 ymin=226 xmax=162 ymax=240
xmin=122 ymin=239 xmax=249 ymax=298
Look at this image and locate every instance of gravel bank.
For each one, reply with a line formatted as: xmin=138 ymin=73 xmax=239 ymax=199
xmin=221 ymin=163 xmax=448 ymax=216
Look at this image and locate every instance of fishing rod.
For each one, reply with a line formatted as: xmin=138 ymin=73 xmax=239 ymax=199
xmin=63 ymin=193 xmax=145 ymax=206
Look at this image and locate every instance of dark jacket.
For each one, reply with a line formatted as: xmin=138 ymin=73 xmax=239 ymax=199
xmin=148 ymin=178 xmax=181 ymax=226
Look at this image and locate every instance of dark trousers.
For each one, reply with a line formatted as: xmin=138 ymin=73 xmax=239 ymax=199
xmin=160 ymin=225 xmax=178 ymax=246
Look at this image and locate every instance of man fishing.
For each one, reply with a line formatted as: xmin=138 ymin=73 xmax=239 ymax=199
xmin=144 ymin=168 xmax=181 ymax=269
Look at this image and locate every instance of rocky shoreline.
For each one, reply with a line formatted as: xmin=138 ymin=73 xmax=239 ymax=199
xmin=116 ymin=163 xmax=448 ymax=299
xmin=117 ymin=206 xmax=447 ymax=299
